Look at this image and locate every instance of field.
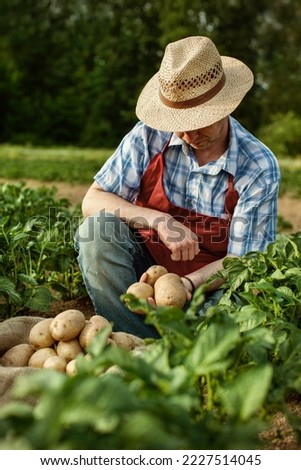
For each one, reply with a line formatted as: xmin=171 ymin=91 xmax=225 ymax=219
xmin=16 ymin=179 xmax=301 ymax=232
xmin=0 ymin=146 xmax=301 ymax=450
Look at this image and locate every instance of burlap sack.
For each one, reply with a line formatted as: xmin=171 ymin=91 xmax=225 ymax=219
xmin=0 ymin=316 xmax=44 ymax=406
xmin=0 ymin=316 xmax=146 ymax=406
xmin=0 ymin=316 xmax=43 ymax=355
xmin=0 ymin=365 xmax=40 ymax=406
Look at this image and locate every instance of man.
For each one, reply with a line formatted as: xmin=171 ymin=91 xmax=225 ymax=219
xmin=76 ymin=36 xmax=280 ymax=338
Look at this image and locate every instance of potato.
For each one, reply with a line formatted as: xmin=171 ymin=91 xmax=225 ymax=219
xmin=126 ymin=282 xmax=154 ymax=300
xmin=131 ymin=345 xmax=150 ymax=357
xmin=43 ymin=356 xmax=67 ymax=372
xmin=154 ymin=273 xmax=187 ymax=308
xmin=29 ymin=318 xmax=55 ymax=349
xmin=127 ymin=333 xmax=145 ymax=348
xmin=79 ymin=318 xmax=112 ymax=350
xmin=1 ymin=343 xmax=36 ymax=367
xmin=66 ymin=358 xmax=78 ymax=376
xmin=56 ymin=339 xmax=83 ymax=362
xmin=104 ymin=364 xmax=125 ymax=376
xmin=106 ymin=337 xmax=117 ymax=347
xmin=88 ymin=315 xmax=112 ymax=335
xmin=28 ymin=347 xmax=57 ymax=368
xmin=145 ymin=265 xmax=168 ymax=286
xmin=66 ymin=353 xmax=92 ymax=376
xmin=111 ymin=332 xmax=133 ymax=351
xmin=50 ymin=309 xmax=86 ymax=342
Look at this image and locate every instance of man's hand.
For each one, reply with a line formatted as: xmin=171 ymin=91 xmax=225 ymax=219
xmin=155 ymin=216 xmax=200 ymax=261
xmin=139 ymin=272 xmax=156 ymax=308
xmin=180 ymin=276 xmax=194 ymax=302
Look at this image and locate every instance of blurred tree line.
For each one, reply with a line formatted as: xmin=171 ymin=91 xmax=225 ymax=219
xmin=0 ymin=0 xmax=301 ymax=150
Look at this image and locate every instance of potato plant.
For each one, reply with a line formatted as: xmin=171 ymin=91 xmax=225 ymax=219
xmin=0 ymin=151 xmax=300 ymax=449
xmin=0 ymin=183 xmax=86 ymax=319
xmin=0 ymin=234 xmax=300 ymax=450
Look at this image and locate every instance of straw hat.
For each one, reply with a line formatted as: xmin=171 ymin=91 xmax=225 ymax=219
xmin=136 ymin=36 xmax=254 ymax=132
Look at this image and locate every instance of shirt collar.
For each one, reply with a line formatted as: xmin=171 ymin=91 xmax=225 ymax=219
xmin=169 ymin=133 xmax=190 ymax=155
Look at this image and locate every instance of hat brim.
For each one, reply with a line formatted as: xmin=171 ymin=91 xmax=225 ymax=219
xmin=136 ymin=56 xmax=254 ymax=132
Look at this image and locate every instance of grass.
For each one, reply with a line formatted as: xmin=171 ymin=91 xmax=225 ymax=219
xmin=0 ymin=144 xmax=113 ymax=183
xmin=0 ymin=144 xmax=301 ymax=197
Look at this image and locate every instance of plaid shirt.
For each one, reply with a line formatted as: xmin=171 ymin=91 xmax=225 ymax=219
xmin=95 ymin=116 xmax=280 ymax=255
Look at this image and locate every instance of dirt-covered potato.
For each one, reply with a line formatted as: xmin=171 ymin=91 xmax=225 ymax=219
xmin=127 ymin=333 xmax=145 ymax=348
xmin=29 ymin=318 xmax=55 ymax=349
xmin=1 ymin=343 xmax=36 ymax=367
xmin=50 ymin=309 xmax=86 ymax=342
xmin=28 ymin=347 xmax=57 ymax=368
xmin=56 ymin=339 xmax=83 ymax=362
xmin=89 ymin=315 xmax=112 ymax=334
xmin=79 ymin=317 xmax=111 ymax=350
xmin=43 ymin=355 xmax=67 ymax=372
xmin=89 ymin=315 xmax=105 ymax=323
xmin=126 ymin=281 xmax=154 ymax=303
xmin=154 ymin=273 xmax=187 ymax=308
xmin=111 ymin=332 xmax=134 ymax=351
xmin=145 ymin=265 xmax=168 ymax=286
xmin=106 ymin=337 xmax=117 ymax=347
xmin=66 ymin=358 xmax=78 ymax=376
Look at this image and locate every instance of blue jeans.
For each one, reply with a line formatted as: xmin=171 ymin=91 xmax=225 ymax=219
xmin=75 ymin=211 xmax=160 ymax=339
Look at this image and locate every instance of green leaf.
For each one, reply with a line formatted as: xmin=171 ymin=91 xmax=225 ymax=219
xmin=24 ymin=286 xmax=56 ymax=311
xmin=277 ymin=285 xmax=295 ymax=299
xmin=18 ymin=273 xmax=38 ymax=286
xmin=12 ymin=232 xmax=29 ymax=242
xmin=0 ymin=276 xmax=22 ymax=305
xmin=285 ymin=267 xmax=301 ymax=278
xmin=244 ymin=327 xmax=275 ymax=363
xmin=270 ymin=269 xmax=286 ymax=280
xmin=185 ymin=322 xmax=240 ymax=375
xmin=233 ymin=305 xmax=267 ymax=332
xmin=230 ymin=269 xmax=250 ymax=290
xmin=218 ymin=364 xmax=273 ymax=420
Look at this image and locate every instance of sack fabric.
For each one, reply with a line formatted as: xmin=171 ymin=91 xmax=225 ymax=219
xmin=0 ymin=316 xmax=44 ymax=406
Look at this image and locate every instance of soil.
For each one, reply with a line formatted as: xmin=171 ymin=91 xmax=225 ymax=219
xmin=3 ymin=178 xmax=301 ymax=449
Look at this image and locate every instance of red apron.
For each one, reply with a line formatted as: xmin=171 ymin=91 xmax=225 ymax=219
xmin=136 ymin=144 xmax=239 ymax=276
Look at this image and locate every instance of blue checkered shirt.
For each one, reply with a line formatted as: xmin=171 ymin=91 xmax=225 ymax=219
xmin=94 ymin=116 xmax=280 ymax=255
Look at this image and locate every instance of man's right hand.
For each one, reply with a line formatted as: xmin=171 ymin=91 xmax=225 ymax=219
xmin=155 ymin=216 xmax=200 ymax=262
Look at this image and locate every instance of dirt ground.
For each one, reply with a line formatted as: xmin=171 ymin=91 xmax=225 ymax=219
xmin=3 ymin=179 xmax=301 ymax=449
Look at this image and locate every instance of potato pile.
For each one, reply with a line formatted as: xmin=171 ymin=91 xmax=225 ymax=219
xmin=0 ymin=309 xmax=143 ymax=376
xmin=126 ymin=265 xmax=187 ymax=310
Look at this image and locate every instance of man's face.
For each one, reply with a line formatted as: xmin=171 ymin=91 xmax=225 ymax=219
xmin=176 ymin=118 xmax=228 ymax=151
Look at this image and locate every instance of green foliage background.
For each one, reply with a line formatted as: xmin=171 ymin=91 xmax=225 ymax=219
xmin=0 ymin=0 xmax=301 ymax=150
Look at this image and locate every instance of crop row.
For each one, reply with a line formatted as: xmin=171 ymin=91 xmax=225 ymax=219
xmin=0 ymin=182 xmax=85 ymax=319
